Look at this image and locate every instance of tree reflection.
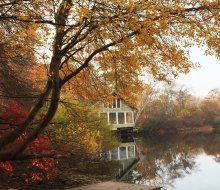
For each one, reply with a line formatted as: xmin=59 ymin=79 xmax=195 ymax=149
xmin=123 ymin=134 xmax=220 ymax=188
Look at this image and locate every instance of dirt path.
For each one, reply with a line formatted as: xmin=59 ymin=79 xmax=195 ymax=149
xmin=69 ymin=181 xmax=162 ymax=190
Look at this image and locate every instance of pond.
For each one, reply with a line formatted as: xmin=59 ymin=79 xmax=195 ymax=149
xmin=113 ymin=134 xmax=220 ymax=190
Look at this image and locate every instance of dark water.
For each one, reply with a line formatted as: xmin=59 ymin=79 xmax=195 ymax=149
xmin=120 ymin=134 xmax=220 ymax=190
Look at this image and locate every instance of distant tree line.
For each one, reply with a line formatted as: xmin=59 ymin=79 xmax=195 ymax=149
xmin=138 ymin=85 xmax=220 ymax=134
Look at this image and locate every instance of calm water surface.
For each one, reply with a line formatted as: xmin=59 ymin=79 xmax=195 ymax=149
xmin=120 ymin=134 xmax=220 ymax=190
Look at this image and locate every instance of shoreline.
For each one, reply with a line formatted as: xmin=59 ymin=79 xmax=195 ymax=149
xmin=140 ymin=125 xmax=215 ymax=136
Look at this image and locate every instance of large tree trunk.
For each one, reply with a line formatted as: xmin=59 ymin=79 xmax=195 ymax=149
xmin=0 ymin=80 xmax=52 ymax=150
xmin=0 ymin=54 xmax=61 ymax=161
xmin=0 ymin=0 xmax=72 ymax=161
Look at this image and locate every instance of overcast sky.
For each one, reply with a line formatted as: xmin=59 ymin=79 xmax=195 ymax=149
xmin=175 ymin=47 xmax=220 ymax=97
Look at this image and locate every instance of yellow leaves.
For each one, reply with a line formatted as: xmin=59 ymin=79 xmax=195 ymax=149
xmin=27 ymin=24 xmax=40 ymax=37
xmin=83 ymin=131 xmax=101 ymax=154
xmin=63 ymin=1 xmax=71 ymax=9
xmin=205 ymin=34 xmax=211 ymax=41
xmin=53 ymin=1 xmax=219 ymax=83
xmin=160 ymin=20 xmax=167 ymax=29
xmin=19 ymin=32 xmax=26 ymax=38
xmin=18 ymin=15 xmax=29 ymax=20
xmin=80 ymin=8 xmax=91 ymax=18
xmin=105 ymin=17 xmax=111 ymax=24
xmin=135 ymin=32 xmax=154 ymax=47
xmin=179 ymin=109 xmax=191 ymax=118
xmin=160 ymin=10 xmax=171 ymax=18
xmin=3 ymin=0 xmax=219 ymax=104
xmin=49 ymin=99 xmax=119 ymax=155
xmin=145 ymin=37 xmax=154 ymax=46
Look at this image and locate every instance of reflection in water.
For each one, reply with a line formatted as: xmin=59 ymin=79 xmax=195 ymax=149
xmin=121 ymin=134 xmax=220 ymax=190
xmin=110 ymin=142 xmax=136 ymax=160
xmin=89 ymin=141 xmax=137 ymax=178
xmin=108 ymin=142 xmax=138 ymax=179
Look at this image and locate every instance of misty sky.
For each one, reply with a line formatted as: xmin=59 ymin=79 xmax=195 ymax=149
xmin=176 ymin=47 xmax=220 ymax=97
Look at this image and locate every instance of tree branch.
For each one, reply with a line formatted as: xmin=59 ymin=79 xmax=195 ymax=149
xmin=11 ymin=153 xmax=69 ymax=161
xmin=0 ymin=0 xmax=30 ymax=8
xmin=61 ymin=30 xmax=138 ymax=85
xmin=0 ymin=80 xmax=52 ymax=150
